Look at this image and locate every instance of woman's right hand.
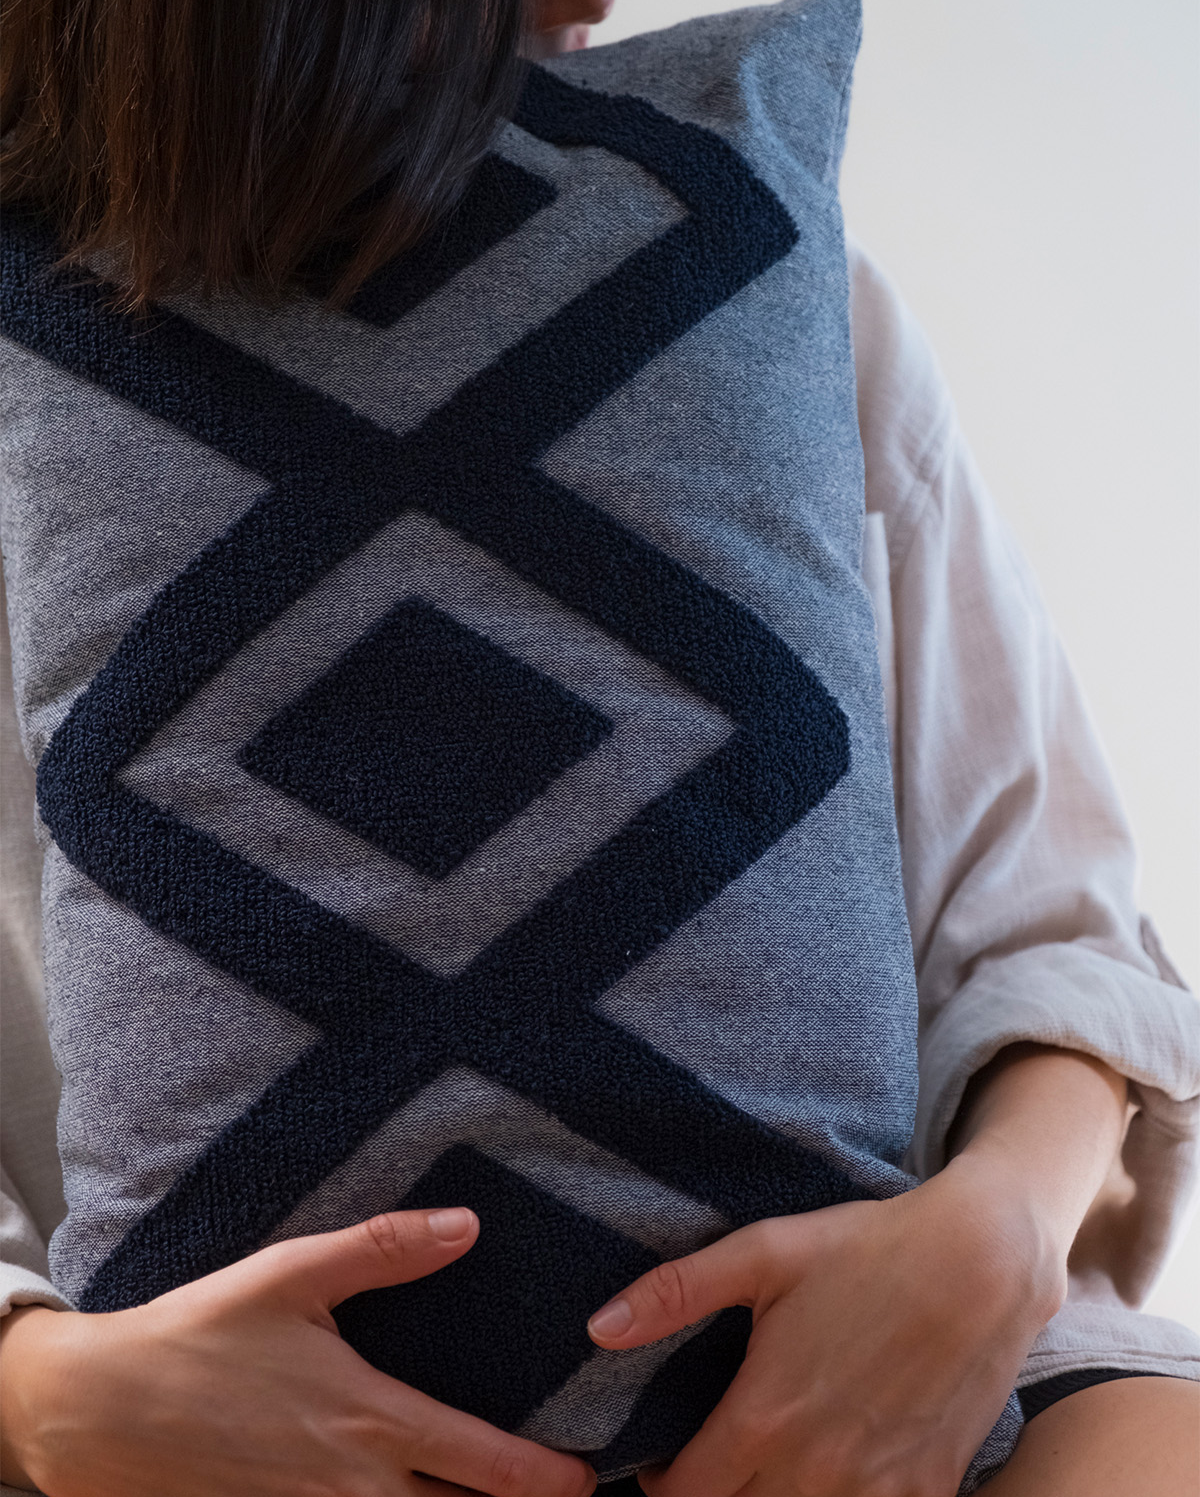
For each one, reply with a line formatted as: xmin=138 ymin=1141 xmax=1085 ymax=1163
xmin=0 ymin=1207 xmax=596 ymax=1497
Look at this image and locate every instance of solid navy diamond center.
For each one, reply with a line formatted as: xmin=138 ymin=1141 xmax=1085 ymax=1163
xmin=239 ymin=597 xmax=614 ymax=879
xmin=333 ymin=1144 xmax=660 ymax=1431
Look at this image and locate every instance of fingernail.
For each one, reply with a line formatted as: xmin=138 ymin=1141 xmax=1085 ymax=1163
xmin=588 ymin=1297 xmax=633 ymax=1339
xmin=428 ymin=1208 xmax=474 ymax=1241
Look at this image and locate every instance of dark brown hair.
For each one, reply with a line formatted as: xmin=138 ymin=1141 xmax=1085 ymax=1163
xmin=1 ymin=0 xmax=529 ymax=307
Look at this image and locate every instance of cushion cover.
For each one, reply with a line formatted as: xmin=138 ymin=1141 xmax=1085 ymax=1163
xmin=0 ymin=2 xmax=1018 ymax=1484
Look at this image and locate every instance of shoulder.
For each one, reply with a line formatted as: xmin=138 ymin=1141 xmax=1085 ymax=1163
xmin=846 ymin=240 xmax=1052 ymax=656
xmin=846 ymin=237 xmax=956 ymax=533
xmin=843 ymin=235 xmax=951 ymax=508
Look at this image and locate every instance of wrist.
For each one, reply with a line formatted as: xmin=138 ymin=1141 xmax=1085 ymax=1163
xmin=937 ymin=1149 xmax=1070 ymax=1323
xmin=1 ymin=1305 xmax=68 ymax=1490
xmin=947 ymin=1045 xmax=1128 ymax=1277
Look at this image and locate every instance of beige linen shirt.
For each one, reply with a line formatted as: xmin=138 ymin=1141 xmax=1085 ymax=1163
xmin=3 ymin=245 xmax=1199 ymax=1448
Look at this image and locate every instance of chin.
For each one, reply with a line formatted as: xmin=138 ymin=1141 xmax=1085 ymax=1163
xmin=529 ymin=23 xmax=593 ymax=59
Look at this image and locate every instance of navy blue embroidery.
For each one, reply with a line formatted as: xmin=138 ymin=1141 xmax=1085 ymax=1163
xmin=240 ymin=598 xmax=613 ymax=878
xmin=2 ymin=65 xmax=858 ymax=1462
xmin=307 ymin=154 xmax=557 ymax=327
xmin=333 ymin=1145 xmax=661 ymax=1431
xmin=598 ymin=1306 xmax=754 ymax=1469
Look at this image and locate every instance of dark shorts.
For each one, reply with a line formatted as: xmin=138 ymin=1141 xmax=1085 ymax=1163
xmin=601 ymin=1369 xmax=1172 ymax=1493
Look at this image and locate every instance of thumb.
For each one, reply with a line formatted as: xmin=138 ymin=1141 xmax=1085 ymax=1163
xmin=250 ymin=1207 xmax=479 ymax=1312
xmin=587 ymin=1219 xmax=788 ymax=1351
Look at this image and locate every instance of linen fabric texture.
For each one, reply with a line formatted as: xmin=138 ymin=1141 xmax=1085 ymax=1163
xmin=1 ymin=2 xmax=1018 ymax=1485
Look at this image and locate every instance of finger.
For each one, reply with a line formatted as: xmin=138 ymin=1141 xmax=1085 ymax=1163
xmin=404 ymin=1482 xmax=483 ymax=1497
xmin=404 ymin=1480 xmax=557 ymax=1497
xmin=587 ymin=1221 xmax=782 ymax=1350
xmin=409 ymin=1481 xmax=590 ymax=1497
xmin=406 ymin=1480 xmax=537 ymax=1497
xmin=249 ymin=1207 xmax=480 ymax=1309
xmin=389 ymin=1382 xmax=595 ymax=1497
xmin=636 ymin=1393 xmax=757 ymax=1497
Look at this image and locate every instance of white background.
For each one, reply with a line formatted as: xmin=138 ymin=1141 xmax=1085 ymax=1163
xmin=596 ymin=0 xmax=1200 ymax=1331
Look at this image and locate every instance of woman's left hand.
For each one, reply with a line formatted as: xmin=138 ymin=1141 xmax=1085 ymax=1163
xmin=586 ymin=1155 xmax=1067 ymax=1497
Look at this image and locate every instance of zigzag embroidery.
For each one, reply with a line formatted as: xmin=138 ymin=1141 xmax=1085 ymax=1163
xmin=1 ymin=66 xmax=856 ymax=1459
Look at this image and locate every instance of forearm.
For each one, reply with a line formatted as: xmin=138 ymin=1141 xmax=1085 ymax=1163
xmin=945 ymin=1043 xmax=1129 ymax=1266
xmin=1 ymin=1305 xmax=62 ymax=1488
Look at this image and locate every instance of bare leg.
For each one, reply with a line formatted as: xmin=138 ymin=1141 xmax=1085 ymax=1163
xmin=981 ymin=1377 xmax=1200 ymax=1496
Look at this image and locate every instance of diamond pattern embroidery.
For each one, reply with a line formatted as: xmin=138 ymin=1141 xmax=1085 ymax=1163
xmin=3 ymin=66 xmax=858 ymax=1461
xmin=241 ymin=598 xmax=613 ymax=878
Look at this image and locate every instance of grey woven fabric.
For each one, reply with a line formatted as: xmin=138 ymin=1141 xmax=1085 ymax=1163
xmin=0 ymin=1 xmax=1021 ymax=1482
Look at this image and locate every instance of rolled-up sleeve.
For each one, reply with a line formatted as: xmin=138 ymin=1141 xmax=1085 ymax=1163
xmin=1 ymin=569 xmax=68 ymax=1319
xmin=851 ymin=239 xmax=1200 ymax=1308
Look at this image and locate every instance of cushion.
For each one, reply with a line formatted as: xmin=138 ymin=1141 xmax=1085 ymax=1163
xmin=0 ymin=0 xmax=1016 ymax=1483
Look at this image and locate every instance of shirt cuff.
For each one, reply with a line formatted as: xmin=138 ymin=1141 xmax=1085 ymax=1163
xmin=913 ymin=942 xmax=1200 ymax=1304
xmin=1019 ymin=1298 xmax=1200 ymax=1385
xmin=0 ymin=1263 xmax=70 ymax=1319
xmin=1 ymin=1182 xmax=70 ymax=1317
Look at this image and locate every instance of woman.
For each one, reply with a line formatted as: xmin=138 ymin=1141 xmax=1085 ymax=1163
xmin=1 ymin=2 xmax=1197 ymax=1495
